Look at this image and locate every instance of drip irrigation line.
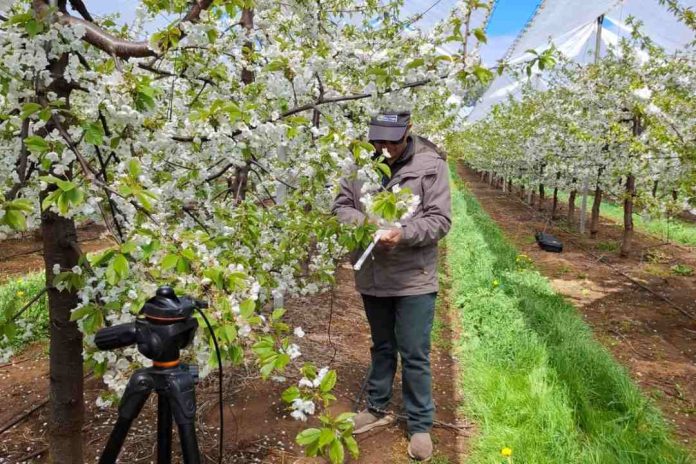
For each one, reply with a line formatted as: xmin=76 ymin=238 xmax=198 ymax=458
xmin=8 ymin=286 xmax=47 ymax=323
xmin=15 ymin=445 xmax=48 ymax=462
xmin=0 ymin=371 xmax=92 ymax=435
xmin=327 ymin=281 xmax=338 ymax=367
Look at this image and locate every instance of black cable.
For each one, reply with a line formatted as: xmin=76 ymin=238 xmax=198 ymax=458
xmin=195 ymin=307 xmax=223 ymax=464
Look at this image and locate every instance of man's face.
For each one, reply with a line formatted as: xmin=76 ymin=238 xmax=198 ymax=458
xmin=371 ymin=127 xmax=411 ymax=162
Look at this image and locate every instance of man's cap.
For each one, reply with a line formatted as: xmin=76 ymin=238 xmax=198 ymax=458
xmin=368 ymin=110 xmax=411 ymax=142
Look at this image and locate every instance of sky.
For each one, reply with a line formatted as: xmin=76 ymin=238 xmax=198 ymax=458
xmin=480 ymin=0 xmax=541 ymax=65
xmin=76 ymin=0 xmax=541 ymax=65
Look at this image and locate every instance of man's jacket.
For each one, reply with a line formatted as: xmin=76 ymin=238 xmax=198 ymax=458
xmin=332 ymin=135 xmax=452 ymax=297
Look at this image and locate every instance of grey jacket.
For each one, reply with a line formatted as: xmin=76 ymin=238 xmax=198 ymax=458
xmin=332 ymin=136 xmax=452 ymax=297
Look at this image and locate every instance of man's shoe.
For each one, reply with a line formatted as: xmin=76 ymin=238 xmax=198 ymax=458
xmin=352 ymin=410 xmax=395 ymax=435
xmin=407 ymin=433 xmax=433 ymax=462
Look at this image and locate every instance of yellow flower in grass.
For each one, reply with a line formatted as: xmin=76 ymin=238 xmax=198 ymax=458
xmin=501 ymin=447 xmax=512 ymax=457
xmin=16 ymin=291 xmax=25 ymax=298
xmin=492 ymin=279 xmax=499 ymax=288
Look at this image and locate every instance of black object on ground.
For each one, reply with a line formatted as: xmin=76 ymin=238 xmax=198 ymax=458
xmin=535 ymin=232 xmax=563 ymax=253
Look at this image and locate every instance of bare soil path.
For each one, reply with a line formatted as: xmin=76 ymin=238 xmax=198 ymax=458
xmin=0 ymin=263 xmax=470 ymax=463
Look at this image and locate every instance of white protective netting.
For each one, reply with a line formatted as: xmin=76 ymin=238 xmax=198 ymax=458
xmin=468 ymin=0 xmax=696 ymax=121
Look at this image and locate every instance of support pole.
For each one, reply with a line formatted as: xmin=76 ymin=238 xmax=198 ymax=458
xmin=580 ymin=15 xmax=604 ymax=234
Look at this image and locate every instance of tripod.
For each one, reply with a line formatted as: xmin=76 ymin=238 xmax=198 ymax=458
xmin=99 ymin=364 xmax=200 ymax=464
xmin=94 ymin=286 xmax=207 ymax=464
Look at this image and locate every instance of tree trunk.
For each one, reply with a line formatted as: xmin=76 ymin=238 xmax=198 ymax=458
xmin=480 ymin=171 xmax=485 ymax=182
xmin=552 ymin=187 xmax=559 ymax=219
xmin=240 ymin=8 xmax=255 ymax=85
xmin=520 ymin=185 xmax=525 ymax=200
xmin=32 ymin=17 xmax=84 ymax=461
xmin=507 ymin=179 xmax=512 ymax=194
xmin=652 ymin=180 xmax=658 ymax=198
xmin=620 ymin=174 xmax=636 ymax=257
xmin=231 ymin=7 xmax=255 ymax=202
xmin=590 ymin=186 xmax=602 ymax=238
xmin=230 ymin=162 xmax=251 ymax=204
xmin=672 ymin=190 xmax=678 ymax=201
xmin=530 ymin=189 xmax=536 ymax=207
xmin=42 ymin=201 xmax=83 ymax=464
xmin=568 ymin=190 xmax=577 ymax=227
xmin=538 ymin=184 xmax=545 ymax=210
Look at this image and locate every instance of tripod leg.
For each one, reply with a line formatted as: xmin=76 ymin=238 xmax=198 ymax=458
xmin=157 ymin=395 xmax=173 ymax=464
xmin=100 ymin=371 xmax=154 ymax=464
xmin=165 ymin=369 xmax=200 ymax=464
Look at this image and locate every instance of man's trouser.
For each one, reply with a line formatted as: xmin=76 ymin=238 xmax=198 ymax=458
xmin=361 ymin=292 xmax=436 ymax=434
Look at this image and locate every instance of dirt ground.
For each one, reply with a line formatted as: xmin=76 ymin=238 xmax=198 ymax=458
xmin=458 ymin=164 xmax=696 ymax=451
xmin=0 ymin=259 xmax=470 ymax=463
xmin=0 ymin=223 xmax=114 ymax=283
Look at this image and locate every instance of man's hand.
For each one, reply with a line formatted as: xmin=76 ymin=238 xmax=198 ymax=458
xmin=378 ymin=228 xmax=402 ymax=249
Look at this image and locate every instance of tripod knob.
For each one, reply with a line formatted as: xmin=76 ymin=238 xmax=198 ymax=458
xmin=156 ymin=286 xmax=177 ymax=300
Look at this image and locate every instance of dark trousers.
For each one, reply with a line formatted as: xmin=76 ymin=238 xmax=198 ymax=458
xmin=361 ymin=292 xmax=436 ymax=434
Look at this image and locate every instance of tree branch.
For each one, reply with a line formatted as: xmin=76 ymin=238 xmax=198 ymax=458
xmin=34 ymin=0 xmax=217 ymax=59
xmin=5 ymin=118 xmax=32 ymax=201
xmin=68 ymin=0 xmax=93 ymax=22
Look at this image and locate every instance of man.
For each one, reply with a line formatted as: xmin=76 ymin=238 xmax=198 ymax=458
xmin=331 ymin=110 xmax=452 ymax=462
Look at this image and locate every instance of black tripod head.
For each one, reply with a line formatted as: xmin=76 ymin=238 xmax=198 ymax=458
xmin=95 ymin=286 xmax=207 ymax=366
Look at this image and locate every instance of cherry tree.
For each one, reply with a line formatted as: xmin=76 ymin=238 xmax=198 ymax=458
xmin=0 ymin=0 xmax=495 ymax=461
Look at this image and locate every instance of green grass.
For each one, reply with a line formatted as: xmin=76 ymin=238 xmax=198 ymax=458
xmin=446 ymin=166 xmax=693 ymax=463
xmin=555 ymin=191 xmax=696 ymax=247
xmin=0 ymin=272 xmax=48 ymax=360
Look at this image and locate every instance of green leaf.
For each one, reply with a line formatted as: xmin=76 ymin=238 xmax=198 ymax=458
xmin=227 ymin=271 xmax=247 ymax=291
xmin=405 ymin=58 xmax=425 ymax=70
xmin=239 ymin=299 xmax=255 ymax=318
xmin=281 ymin=386 xmax=300 ymax=403
xmin=24 ymin=135 xmax=49 ymax=154
xmin=376 ymin=162 xmax=391 ymax=179
xmin=20 ymin=102 xmax=42 ymax=119
xmin=120 ymin=241 xmax=138 ymax=254
xmin=90 ymin=249 xmax=115 ymax=267
xmin=271 ymin=308 xmax=286 ymax=321
xmin=296 ymin=428 xmax=321 ymax=446
xmin=328 ymin=439 xmax=344 ymax=464
xmin=319 ymin=370 xmax=337 ymax=392
xmin=112 ymin=253 xmax=129 ymax=278
xmin=128 ymin=159 xmax=142 ymax=177
xmin=70 ymin=305 xmax=95 ymax=321
xmin=473 ymin=27 xmax=487 ymax=44
xmin=25 ymin=18 xmax=45 ymax=37
xmin=161 ymin=253 xmax=179 ymax=270
xmin=83 ymin=121 xmax=104 ymax=145
xmin=473 ymin=65 xmax=494 ymax=85
xmin=7 ymin=198 xmax=33 ymax=212
xmin=318 ymin=428 xmax=335 ymax=448
xmin=344 ymin=436 xmax=359 ymax=458
xmin=3 ymin=209 xmax=26 ymax=230
xmin=259 ymin=358 xmax=276 ymax=378
xmin=263 ymin=59 xmax=288 ymax=72
xmin=335 ymin=412 xmax=356 ymax=423
xmin=221 ymin=324 xmax=237 ymax=344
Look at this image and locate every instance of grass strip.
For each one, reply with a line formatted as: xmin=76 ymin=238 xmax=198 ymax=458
xmin=446 ymin=166 xmax=692 ymax=463
xmin=0 ymin=272 xmax=47 ymax=361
